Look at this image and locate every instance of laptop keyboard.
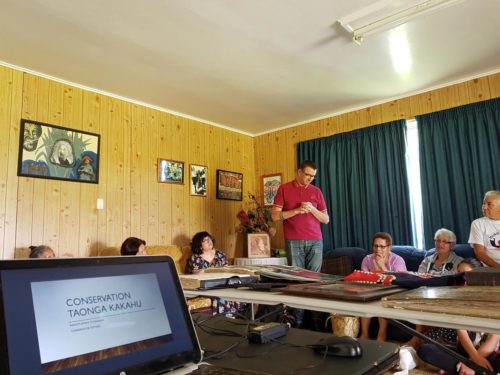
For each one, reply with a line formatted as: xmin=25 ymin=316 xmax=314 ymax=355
xmin=192 ymin=364 xmax=272 ymax=375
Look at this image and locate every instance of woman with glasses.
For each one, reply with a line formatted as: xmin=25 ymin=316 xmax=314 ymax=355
xmin=185 ymin=231 xmax=227 ymax=274
xmin=418 ymin=228 xmax=463 ymax=275
xmin=359 ymin=232 xmax=407 ymax=341
xmin=185 ymin=232 xmax=246 ymax=318
xmin=406 ymin=229 xmax=464 ymax=347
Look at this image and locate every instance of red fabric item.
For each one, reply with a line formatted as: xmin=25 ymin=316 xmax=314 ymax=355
xmin=344 ymin=270 xmax=396 ymax=285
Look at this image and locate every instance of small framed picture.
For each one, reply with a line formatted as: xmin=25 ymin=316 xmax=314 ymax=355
xmin=190 ymin=164 xmax=207 ymax=196
xmin=247 ymin=233 xmax=271 ymax=258
xmin=158 ymin=159 xmax=184 ymax=184
xmin=261 ymin=173 xmax=282 ymax=207
xmin=216 ymin=169 xmax=243 ymax=201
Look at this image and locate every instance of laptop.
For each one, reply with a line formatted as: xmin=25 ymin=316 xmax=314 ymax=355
xmin=0 ymin=256 xmax=203 ymax=375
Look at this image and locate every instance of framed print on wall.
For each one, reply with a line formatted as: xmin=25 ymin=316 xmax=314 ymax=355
xmin=216 ymin=169 xmax=243 ymax=201
xmin=158 ymin=159 xmax=184 ymax=184
xmin=261 ymin=173 xmax=282 ymax=207
xmin=247 ymin=233 xmax=271 ymax=258
xmin=190 ymin=164 xmax=207 ymax=196
xmin=17 ymin=119 xmax=100 ymax=184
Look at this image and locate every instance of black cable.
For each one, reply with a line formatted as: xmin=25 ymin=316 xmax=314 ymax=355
xmin=254 ymin=304 xmax=286 ymax=322
xmin=202 ymin=336 xmax=248 ymax=361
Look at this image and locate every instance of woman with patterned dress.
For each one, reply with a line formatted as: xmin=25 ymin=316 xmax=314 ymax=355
xmin=185 ymin=231 xmax=246 ymax=317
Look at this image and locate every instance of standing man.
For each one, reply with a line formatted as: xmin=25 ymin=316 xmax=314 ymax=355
xmin=272 ymin=160 xmax=329 ymax=328
xmin=469 ymin=190 xmax=500 ymax=268
xmin=272 ymin=160 xmax=330 ymax=272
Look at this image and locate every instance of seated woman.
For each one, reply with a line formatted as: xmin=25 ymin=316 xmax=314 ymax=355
xmin=359 ymin=232 xmax=407 ymax=341
xmin=418 ymin=257 xmax=499 ymax=375
xmin=185 ymin=231 xmax=246 ymax=317
xmin=120 ymin=237 xmax=147 ymax=256
xmin=185 ymin=231 xmax=227 ymax=273
xmin=407 ymin=229 xmax=465 ymax=347
xmin=418 ymin=228 xmax=463 ymax=275
xmin=29 ymin=245 xmax=55 ymax=259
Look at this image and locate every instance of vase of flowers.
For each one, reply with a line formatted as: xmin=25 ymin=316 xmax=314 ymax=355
xmin=236 ymin=194 xmax=276 ymax=237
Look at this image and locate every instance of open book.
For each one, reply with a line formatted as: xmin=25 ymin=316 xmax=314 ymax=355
xmin=180 ymin=272 xmax=258 ymax=290
xmin=204 ymin=265 xmax=342 ymax=282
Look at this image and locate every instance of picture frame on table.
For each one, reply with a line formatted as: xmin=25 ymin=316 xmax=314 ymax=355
xmin=261 ymin=173 xmax=282 ymax=207
xmin=216 ymin=169 xmax=243 ymax=201
xmin=190 ymin=164 xmax=207 ymax=196
xmin=17 ymin=119 xmax=100 ymax=184
xmin=158 ymin=159 xmax=184 ymax=184
xmin=247 ymin=233 xmax=271 ymax=258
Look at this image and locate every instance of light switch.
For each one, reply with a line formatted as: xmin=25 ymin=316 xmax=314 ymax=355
xmin=97 ymin=198 xmax=104 ymax=210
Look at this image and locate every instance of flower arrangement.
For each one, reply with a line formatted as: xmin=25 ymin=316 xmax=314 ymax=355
xmin=237 ymin=194 xmax=276 ymax=236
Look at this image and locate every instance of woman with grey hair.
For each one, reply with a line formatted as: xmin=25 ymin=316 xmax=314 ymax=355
xmin=418 ymin=228 xmax=463 ymax=275
xmin=406 ymin=229 xmax=465 ymax=347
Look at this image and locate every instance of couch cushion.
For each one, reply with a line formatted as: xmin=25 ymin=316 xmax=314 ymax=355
xmin=97 ymin=245 xmax=186 ymax=274
xmin=99 ymin=246 xmax=120 ymax=256
xmin=324 ymin=247 xmax=368 ymax=271
xmin=426 ymin=243 xmax=475 ymax=260
xmin=322 ymin=255 xmax=353 ymax=276
xmin=392 ymin=246 xmax=426 ymax=272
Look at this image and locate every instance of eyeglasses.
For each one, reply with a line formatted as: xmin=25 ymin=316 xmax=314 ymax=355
xmin=300 ymin=169 xmax=316 ymax=179
xmin=373 ymin=245 xmax=388 ymax=249
xmin=435 ymin=239 xmax=453 ymax=245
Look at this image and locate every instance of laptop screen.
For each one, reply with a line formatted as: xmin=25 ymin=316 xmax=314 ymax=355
xmin=0 ymin=256 xmax=202 ymax=375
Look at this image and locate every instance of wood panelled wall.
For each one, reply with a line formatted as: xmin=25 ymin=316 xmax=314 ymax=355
xmin=255 ymin=72 xmax=500 ymax=249
xmin=0 ymin=66 xmax=255 ymax=259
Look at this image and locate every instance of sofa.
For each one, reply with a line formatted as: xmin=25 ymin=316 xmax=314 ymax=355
xmin=322 ymin=243 xmax=476 ymax=275
xmin=98 ymin=245 xmax=191 ymax=275
xmin=321 ymin=244 xmax=476 ymax=340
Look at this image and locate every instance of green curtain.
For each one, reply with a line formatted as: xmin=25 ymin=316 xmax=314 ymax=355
xmin=417 ymin=98 xmax=500 ymax=248
xmin=298 ymin=120 xmax=412 ymax=251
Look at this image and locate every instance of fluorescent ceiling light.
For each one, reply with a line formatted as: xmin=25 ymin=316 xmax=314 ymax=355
xmin=337 ymin=0 xmax=465 ymax=45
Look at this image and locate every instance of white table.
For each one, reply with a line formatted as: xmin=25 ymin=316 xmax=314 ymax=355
xmin=183 ymin=287 xmax=500 ymax=334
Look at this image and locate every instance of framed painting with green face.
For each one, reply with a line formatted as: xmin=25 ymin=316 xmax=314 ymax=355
xmin=18 ymin=119 xmax=100 ymax=184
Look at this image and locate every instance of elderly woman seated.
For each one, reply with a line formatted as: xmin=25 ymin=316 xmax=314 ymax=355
xmin=407 ymin=228 xmax=464 ymax=347
xmin=418 ymin=228 xmax=463 ymax=275
xmin=359 ymin=232 xmax=407 ymax=341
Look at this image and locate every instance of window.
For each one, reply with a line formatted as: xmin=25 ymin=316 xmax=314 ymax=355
xmin=405 ymin=119 xmax=424 ymax=249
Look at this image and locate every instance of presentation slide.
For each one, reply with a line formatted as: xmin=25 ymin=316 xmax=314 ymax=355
xmin=31 ymin=273 xmax=171 ymax=364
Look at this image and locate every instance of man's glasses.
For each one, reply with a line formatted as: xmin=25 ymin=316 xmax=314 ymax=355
xmin=373 ymin=245 xmax=388 ymax=249
xmin=300 ymin=170 xmax=316 ymax=179
xmin=435 ymin=239 xmax=453 ymax=245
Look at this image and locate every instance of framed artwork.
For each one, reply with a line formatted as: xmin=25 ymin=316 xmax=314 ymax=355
xmin=158 ymin=159 xmax=184 ymax=184
xmin=190 ymin=164 xmax=207 ymax=196
xmin=17 ymin=119 xmax=100 ymax=184
xmin=216 ymin=169 xmax=243 ymax=201
xmin=261 ymin=173 xmax=282 ymax=206
xmin=247 ymin=233 xmax=271 ymax=258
